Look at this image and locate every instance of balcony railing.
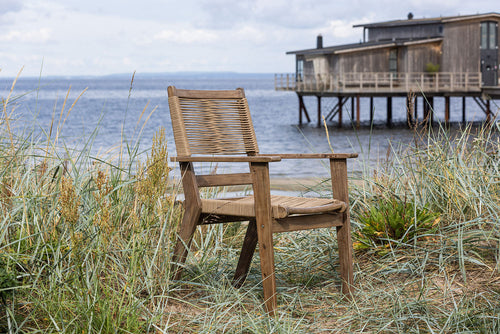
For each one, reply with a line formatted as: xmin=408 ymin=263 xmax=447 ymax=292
xmin=275 ymin=72 xmax=482 ymax=93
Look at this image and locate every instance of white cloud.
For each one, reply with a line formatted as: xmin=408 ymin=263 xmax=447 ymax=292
xmin=153 ymin=29 xmax=219 ymax=44
xmin=0 ymin=28 xmax=51 ymax=43
xmin=0 ymin=0 xmax=23 ymax=16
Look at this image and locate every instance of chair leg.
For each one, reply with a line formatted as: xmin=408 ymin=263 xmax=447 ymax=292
xmin=171 ymin=208 xmax=201 ymax=280
xmin=256 ymin=219 xmax=277 ymax=316
xmin=337 ymin=219 xmax=354 ymax=297
xmin=250 ymin=161 xmax=278 ymax=316
xmin=233 ymin=219 xmax=258 ymax=288
xmin=330 ymin=158 xmax=354 ymax=297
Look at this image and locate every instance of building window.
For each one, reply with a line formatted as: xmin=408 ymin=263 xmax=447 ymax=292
xmin=389 ymin=49 xmax=398 ymax=75
xmin=489 ymin=22 xmax=497 ymax=49
xmin=297 ymin=59 xmax=304 ymax=81
xmin=481 ymin=21 xmax=498 ymax=50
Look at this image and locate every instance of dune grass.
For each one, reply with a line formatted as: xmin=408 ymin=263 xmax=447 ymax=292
xmin=1 ymin=76 xmax=499 ymax=332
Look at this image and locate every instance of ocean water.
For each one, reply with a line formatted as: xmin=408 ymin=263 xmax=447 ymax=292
xmin=0 ymin=73 xmax=492 ymax=178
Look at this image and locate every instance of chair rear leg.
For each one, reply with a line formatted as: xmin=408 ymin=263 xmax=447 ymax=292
xmin=233 ymin=219 xmax=258 ymax=288
xmin=330 ymin=158 xmax=354 ymax=297
xmin=171 ymin=208 xmax=201 ymax=280
xmin=337 ymin=219 xmax=354 ymax=297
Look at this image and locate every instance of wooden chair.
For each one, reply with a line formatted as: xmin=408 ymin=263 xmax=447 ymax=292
xmin=167 ymin=86 xmax=357 ymax=315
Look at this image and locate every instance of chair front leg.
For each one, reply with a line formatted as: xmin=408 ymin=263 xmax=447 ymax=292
xmin=250 ymin=162 xmax=277 ymax=316
xmin=172 ymin=162 xmax=202 ymax=281
xmin=330 ymin=158 xmax=354 ymax=297
xmin=171 ymin=206 xmax=201 ymax=280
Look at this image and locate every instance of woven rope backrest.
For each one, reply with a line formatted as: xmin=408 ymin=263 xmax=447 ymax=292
xmin=168 ymin=86 xmax=259 ymax=156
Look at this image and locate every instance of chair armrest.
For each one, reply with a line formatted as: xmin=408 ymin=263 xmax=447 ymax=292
xmin=171 ymin=156 xmax=282 ymax=163
xmin=258 ymin=153 xmax=358 ymax=159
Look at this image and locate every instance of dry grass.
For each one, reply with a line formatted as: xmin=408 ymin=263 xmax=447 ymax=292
xmin=0 ymin=75 xmax=499 ymax=332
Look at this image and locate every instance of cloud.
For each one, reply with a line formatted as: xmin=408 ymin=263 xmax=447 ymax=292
xmin=0 ymin=0 xmax=23 ymax=13
xmin=153 ymin=29 xmax=219 ymax=44
xmin=0 ymin=28 xmax=51 ymax=43
xmin=198 ymin=0 xmax=254 ymax=29
xmin=0 ymin=0 xmax=23 ymax=24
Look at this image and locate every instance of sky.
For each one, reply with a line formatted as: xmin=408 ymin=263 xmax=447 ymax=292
xmin=0 ymin=0 xmax=498 ymax=77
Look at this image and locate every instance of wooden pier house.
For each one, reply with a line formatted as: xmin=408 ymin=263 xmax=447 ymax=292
xmin=275 ymin=12 xmax=500 ymax=127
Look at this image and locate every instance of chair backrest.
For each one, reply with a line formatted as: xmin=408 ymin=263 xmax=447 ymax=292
xmin=167 ymin=86 xmax=259 ymax=156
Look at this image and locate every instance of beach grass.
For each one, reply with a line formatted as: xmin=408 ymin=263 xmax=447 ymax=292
xmin=1 ymin=76 xmax=499 ymax=332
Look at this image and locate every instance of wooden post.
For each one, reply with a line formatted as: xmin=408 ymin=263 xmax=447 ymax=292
xmin=250 ymin=162 xmax=277 ymax=316
xmin=338 ymin=96 xmax=344 ymax=128
xmin=462 ymin=96 xmax=466 ymax=124
xmin=297 ymin=94 xmax=311 ymax=125
xmin=444 ymin=96 xmax=450 ymax=126
xmin=369 ymin=97 xmax=374 ymax=125
xmin=356 ymin=95 xmax=360 ymax=128
xmin=406 ymin=96 xmax=411 ymax=128
xmin=486 ymin=99 xmax=491 ymax=124
xmin=330 ymin=158 xmax=354 ymax=296
xmin=351 ymin=96 xmax=355 ymax=122
xmin=299 ymin=95 xmax=302 ymax=125
xmin=422 ymin=96 xmax=430 ymax=126
xmin=387 ymin=96 xmax=393 ymax=128
xmin=414 ymin=96 xmax=418 ymax=124
xmin=429 ymin=97 xmax=434 ymax=126
xmin=317 ymin=96 xmax=322 ymax=128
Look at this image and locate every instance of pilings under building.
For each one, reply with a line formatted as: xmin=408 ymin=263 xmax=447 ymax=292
xmin=276 ymin=72 xmax=500 ymax=128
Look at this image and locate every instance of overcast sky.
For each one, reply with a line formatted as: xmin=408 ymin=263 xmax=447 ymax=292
xmin=0 ymin=0 xmax=498 ymax=77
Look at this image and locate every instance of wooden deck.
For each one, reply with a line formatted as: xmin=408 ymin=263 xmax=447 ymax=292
xmin=275 ymin=72 xmax=500 ymax=128
xmin=275 ymin=72 xmax=483 ymax=96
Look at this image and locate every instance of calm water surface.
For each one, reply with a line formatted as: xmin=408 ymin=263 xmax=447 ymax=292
xmin=0 ymin=73 xmax=492 ymax=178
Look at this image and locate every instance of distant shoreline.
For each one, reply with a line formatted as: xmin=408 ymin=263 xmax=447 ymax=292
xmin=0 ymin=71 xmax=276 ymax=81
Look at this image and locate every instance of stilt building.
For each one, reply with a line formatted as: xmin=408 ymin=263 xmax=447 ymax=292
xmin=275 ymin=12 xmax=500 ymax=127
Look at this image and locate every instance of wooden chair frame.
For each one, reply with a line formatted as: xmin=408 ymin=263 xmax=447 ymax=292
xmin=167 ymin=86 xmax=357 ymax=315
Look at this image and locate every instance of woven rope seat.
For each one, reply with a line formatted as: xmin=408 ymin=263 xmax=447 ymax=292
xmin=201 ymin=195 xmax=346 ymax=219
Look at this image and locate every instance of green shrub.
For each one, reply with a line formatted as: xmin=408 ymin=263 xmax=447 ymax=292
xmin=425 ymin=62 xmax=440 ymax=73
xmin=354 ymin=195 xmax=440 ymax=254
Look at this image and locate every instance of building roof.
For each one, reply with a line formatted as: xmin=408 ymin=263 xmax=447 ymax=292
xmin=286 ymin=37 xmax=442 ymax=56
xmin=353 ymin=12 xmax=500 ymax=28
xmin=287 ymin=12 xmax=499 ymax=56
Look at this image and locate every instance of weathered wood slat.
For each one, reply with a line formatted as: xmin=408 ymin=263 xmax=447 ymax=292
xmin=171 ymin=156 xmax=281 ymax=163
xmin=196 ymin=173 xmax=253 ymax=187
xmin=273 ymin=213 xmax=343 ymax=233
xmin=259 ymin=153 xmax=358 ymax=159
xmin=168 ymin=86 xmax=245 ymax=99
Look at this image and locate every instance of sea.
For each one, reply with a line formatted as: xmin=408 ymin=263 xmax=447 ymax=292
xmin=0 ymin=73 xmax=493 ymax=179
